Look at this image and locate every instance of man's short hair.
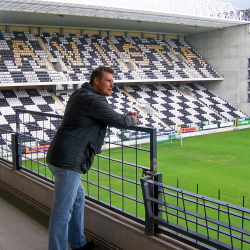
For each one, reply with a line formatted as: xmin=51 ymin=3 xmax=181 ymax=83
xmin=90 ymin=66 xmax=114 ymax=85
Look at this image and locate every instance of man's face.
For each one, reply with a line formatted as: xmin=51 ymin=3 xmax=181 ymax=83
xmin=94 ymin=71 xmax=114 ymax=96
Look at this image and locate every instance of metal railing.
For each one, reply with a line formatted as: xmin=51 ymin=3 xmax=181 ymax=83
xmin=0 ymin=124 xmax=14 ymax=163
xmin=1 ymin=108 xmax=249 ymax=249
xmin=141 ymin=175 xmax=250 ymax=250
xmin=11 ymin=108 xmax=157 ymax=224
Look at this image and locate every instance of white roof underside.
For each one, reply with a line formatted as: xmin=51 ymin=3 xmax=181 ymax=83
xmin=39 ymin=0 xmax=249 ymax=21
xmin=0 ymin=0 xmax=249 ymax=34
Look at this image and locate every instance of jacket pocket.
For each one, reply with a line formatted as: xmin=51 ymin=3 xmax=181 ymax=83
xmin=81 ymin=142 xmax=96 ymax=174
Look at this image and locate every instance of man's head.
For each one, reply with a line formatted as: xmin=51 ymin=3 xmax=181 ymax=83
xmin=90 ymin=66 xmax=114 ymax=96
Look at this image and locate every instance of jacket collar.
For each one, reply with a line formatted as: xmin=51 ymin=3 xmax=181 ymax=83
xmin=82 ymin=82 xmax=102 ymax=96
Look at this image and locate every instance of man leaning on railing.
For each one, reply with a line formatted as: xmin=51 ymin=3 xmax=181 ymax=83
xmin=46 ymin=66 xmax=139 ymax=250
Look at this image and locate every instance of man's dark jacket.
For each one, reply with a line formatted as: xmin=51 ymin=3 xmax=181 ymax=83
xmin=46 ymin=82 xmax=135 ymax=174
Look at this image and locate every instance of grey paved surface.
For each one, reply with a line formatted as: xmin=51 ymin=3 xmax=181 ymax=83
xmin=0 ymin=187 xmax=73 ymax=250
xmin=0 ymin=187 xmax=50 ymax=250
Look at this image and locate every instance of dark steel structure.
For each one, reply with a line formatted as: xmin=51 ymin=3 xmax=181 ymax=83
xmin=1 ymin=109 xmax=249 ymax=249
xmin=141 ymin=175 xmax=250 ymax=249
xmin=11 ymin=108 xmax=157 ymax=224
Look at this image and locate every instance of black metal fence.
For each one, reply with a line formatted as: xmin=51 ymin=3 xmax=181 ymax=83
xmin=11 ymin=108 xmax=157 ymax=224
xmin=1 ymin=108 xmax=250 ymax=249
xmin=141 ymin=175 xmax=250 ymax=250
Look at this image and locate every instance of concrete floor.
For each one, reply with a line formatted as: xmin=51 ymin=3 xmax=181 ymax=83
xmin=0 ymin=186 xmax=72 ymax=250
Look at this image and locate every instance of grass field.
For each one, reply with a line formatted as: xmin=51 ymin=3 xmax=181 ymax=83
xmin=157 ymin=128 xmax=250 ymax=208
xmin=22 ymin=128 xmax=250 ymax=209
xmin=21 ymin=128 xmax=250 ymax=248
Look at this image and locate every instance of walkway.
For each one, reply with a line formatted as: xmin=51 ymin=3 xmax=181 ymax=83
xmin=0 ymin=186 xmax=69 ymax=250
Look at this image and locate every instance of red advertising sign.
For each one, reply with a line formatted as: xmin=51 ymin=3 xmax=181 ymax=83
xmin=181 ymin=127 xmax=197 ymax=133
xmin=25 ymin=145 xmax=50 ymax=153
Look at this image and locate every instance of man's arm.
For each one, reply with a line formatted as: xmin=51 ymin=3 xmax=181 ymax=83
xmin=89 ymin=97 xmax=139 ymax=129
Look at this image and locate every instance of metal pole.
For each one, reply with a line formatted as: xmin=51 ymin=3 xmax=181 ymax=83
xmin=154 ymin=173 xmax=162 ymax=233
xmin=150 ymin=128 xmax=157 ymax=173
xmin=11 ymin=134 xmax=18 ymax=170
xmin=141 ymin=176 xmax=155 ymax=235
xmin=14 ymin=110 xmax=22 ymax=169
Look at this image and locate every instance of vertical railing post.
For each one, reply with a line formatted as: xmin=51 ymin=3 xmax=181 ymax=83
xmin=12 ymin=110 xmax=22 ymax=170
xmin=141 ymin=173 xmax=163 ymax=236
xmin=11 ymin=134 xmax=18 ymax=170
xmin=141 ymin=176 xmax=155 ymax=235
xmin=142 ymin=126 xmax=161 ymax=236
xmin=150 ymin=128 xmax=157 ymax=173
xmin=154 ymin=173 xmax=162 ymax=232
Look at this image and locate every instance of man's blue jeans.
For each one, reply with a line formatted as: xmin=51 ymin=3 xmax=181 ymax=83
xmin=48 ymin=164 xmax=87 ymax=250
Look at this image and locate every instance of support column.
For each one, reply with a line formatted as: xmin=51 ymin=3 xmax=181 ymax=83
xmin=29 ymin=27 xmax=33 ymax=34
xmin=5 ymin=25 xmax=9 ymax=33
xmin=39 ymin=27 xmax=43 ymax=37
xmin=107 ymin=31 xmax=110 ymax=39
xmin=99 ymin=30 xmax=103 ymax=37
xmin=60 ymin=28 xmax=64 ymax=36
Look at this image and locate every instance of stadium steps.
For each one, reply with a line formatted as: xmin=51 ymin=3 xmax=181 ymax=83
xmin=176 ymin=87 xmax=195 ymax=97
xmin=49 ymin=92 xmax=65 ymax=115
xmin=122 ymin=89 xmax=171 ymax=129
xmin=44 ymin=59 xmax=54 ymax=71
xmin=106 ymin=39 xmax=138 ymax=74
xmin=57 ymin=59 xmax=69 ymax=72
xmin=58 ymin=71 xmax=68 ymax=82
xmin=37 ymin=37 xmax=68 ymax=81
xmin=56 ymin=59 xmax=70 ymax=81
xmin=37 ymin=36 xmax=53 ymax=60
xmin=164 ymin=42 xmax=179 ymax=62
xmin=165 ymin=40 xmax=203 ymax=78
xmin=176 ymin=54 xmax=196 ymax=78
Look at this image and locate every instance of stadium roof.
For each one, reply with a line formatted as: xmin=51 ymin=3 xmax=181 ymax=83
xmin=0 ymin=0 xmax=249 ymax=35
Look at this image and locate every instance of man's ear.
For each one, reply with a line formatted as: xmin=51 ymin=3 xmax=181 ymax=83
xmin=93 ymin=77 xmax=100 ymax=86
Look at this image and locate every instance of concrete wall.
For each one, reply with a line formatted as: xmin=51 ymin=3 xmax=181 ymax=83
xmin=187 ymin=23 xmax=250 ymax=115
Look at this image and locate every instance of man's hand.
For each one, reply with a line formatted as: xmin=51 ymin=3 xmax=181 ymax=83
xmin=127 ymin=111 xmax=139 ymax=124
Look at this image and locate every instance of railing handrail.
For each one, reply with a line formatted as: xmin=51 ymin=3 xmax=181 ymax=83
xmin=141 ymin=175 xmax=250 ymax=250
xmin=14 ymin=108 xmax=63 ymax=119
xmin=14 ymin=108 xmax=156 ymax=133
xmin=14 ymin=108 xmax=157 ymax=172
xmin=142 ymin=176 xmax=250 ymax=213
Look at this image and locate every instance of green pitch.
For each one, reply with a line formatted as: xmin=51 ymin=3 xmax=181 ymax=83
xmin=22 ymin=128 xmax=250 ymax=209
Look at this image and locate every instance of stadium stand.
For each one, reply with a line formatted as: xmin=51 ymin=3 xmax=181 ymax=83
xmin=0 ymin=88 xmax=63 ymax=147
xmin=0 ymin=30 xmax=247 ymax=148
xmin=0 ymin=31 xmax=61 ymax=84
